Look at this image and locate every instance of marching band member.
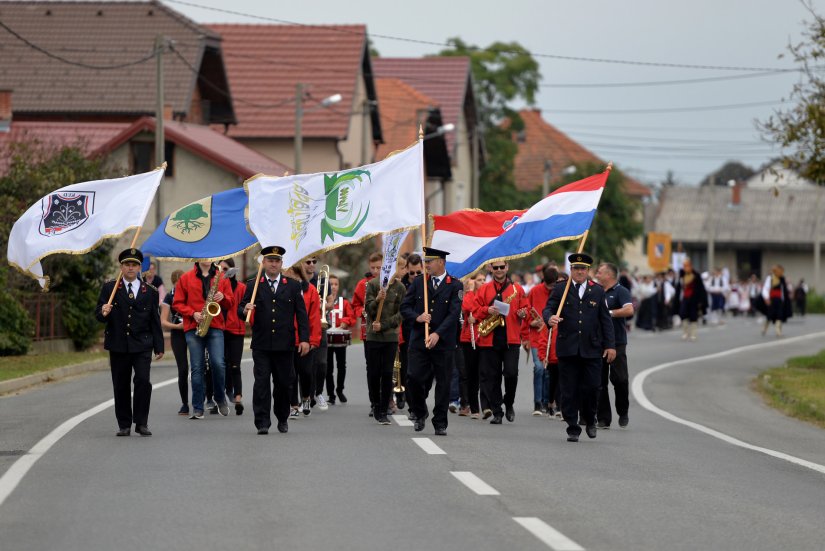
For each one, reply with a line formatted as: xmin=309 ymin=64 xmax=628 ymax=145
xmin=95 ymin=248 xmax=164 ymax=436
xmin=160 ymin=269 xmax=188 ymax=416
xmin=239 ymin=246 xmax=310 ymax=435
xmin=285 ymin=263 xmax=322 ymax=418
xmin=351 ymin=253 xmax=382 ymax=370
xmin=400 ymin=247 xmax=462 ymax=436
xmin=398 ymin=253 xmax=424 ymax=411
xmin=472 ymin=261 xmax=529 ymax=424
xmin=526 ymin=264 xmax=555 ymax=416
xmin=460 ymin=272 xmax=487 ymax=419
xmin=325 ymin=274 xmax=354 ymax=404
xmin=219 ymin=259 xmax=246 ymax=415
xmin=364 ymin=258 xmax=406 ymax=424
xmin=762 ymin=264 xmax=792 ymax=337
xmin=173 ymin=260 xmax=234 ymax=419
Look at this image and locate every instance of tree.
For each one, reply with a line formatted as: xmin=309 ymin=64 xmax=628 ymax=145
xmin=438 ymin=38 xmax=542 ymax=211
xmin=758 ymin=1 xmax=825 ymax=184
xmin=1 ymin=140 xmax=116 ymax=350
xmin=698 ymin=161 xmax=755 ymax=187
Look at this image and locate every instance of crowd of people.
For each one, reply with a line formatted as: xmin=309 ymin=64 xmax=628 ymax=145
xmin=94 ymin=245 xmax=808 ymax=442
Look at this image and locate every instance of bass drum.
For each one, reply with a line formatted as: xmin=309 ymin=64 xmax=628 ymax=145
xmin=326 ymin=328 xmax=352 ymax=348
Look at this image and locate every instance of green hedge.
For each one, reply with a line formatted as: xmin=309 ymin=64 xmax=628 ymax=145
xmin=0 ymin=287 xmax=34 ymax=356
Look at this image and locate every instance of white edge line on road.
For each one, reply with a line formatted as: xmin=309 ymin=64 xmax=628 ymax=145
xmin=513 ymin=517 xmax=584 ymax=551
xmin=392 ymin=414 xmax=414 ymax=427
xmin=411 ymin=437 xmax=446 ymax=455
xmin=631 ymin=331 xmax=825 ymax=476
xmin=450 ymin=471 xmax=500 ymax=495
xmin=0 ymin=376 xmax=178 ymax=509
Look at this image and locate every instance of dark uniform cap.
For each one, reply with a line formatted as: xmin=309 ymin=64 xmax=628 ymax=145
xmin=568 ymin=253 xmax=593 ymax=267
xmin=423 ymin=247 xmax=450 ymax=261
xmin=118 ymin=248 xmax=144 ymax=264
xmin=261 ymin=245 xmax=286 ymax=258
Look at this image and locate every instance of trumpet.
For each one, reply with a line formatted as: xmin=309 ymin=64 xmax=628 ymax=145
xmin=318 ymin=264 xmax=331 ymax=329
xmin=392 ymin=348 xmax=405 ymax=393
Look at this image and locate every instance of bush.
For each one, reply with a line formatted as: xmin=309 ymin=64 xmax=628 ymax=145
xmin=807 ymin=291 xmax=825 ymax=314
xmin=0 ymin=287 xmax=34 ymax=355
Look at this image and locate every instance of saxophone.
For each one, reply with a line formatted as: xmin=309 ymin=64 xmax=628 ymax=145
xmin=196 ymin=265 xmax=222 ymax=337
xmin=478 ymin=288 xmax=518 ymax=337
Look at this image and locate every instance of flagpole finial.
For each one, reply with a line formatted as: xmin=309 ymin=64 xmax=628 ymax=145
xmin=283 ymin=171 xmax=289 ymax=177
xmin=418 ymin=125 xmax=424 ymax=141
xmin=158 ymin=161 xmax=168 ymax=170
xmin=606 ymin=161 xmax=613 ymax=172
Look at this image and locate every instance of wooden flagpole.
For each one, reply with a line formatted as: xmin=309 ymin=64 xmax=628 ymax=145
xmin=107 ymin=226 xmax=143 ymax=306
xmin=419 ymin=126 xmax=430 ymax=342
xmin=245 ymin=260 xmax=265 ymax=323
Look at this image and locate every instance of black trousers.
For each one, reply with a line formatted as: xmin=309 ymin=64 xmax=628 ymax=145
xmin=224 ymin=332 xmax=244 ymax=399
xmin=326 ymin=346 xmax=347 ymax=397
xmin=479 ymin=346 xmax=520 ymax=416
xmin=598 ymin=344 xmax=629 ymax=425
xmin=109 ymin=350 xmax=152 ymax=429
xmin=170 ymin=329 xmax=188 ymax=405
xmin=291 ymin=348 xmax=315 ymax=405
xmin=453 ymin=344 xmax=469 ymax=408
xmin=314 ymin=343 xmax=328 ymax=396
xmin=558 ymin=355 xmax=601 ymax=436
xmin=461 ymin=343 xmax=482 ymax=413
xmin=366 ymin=341 xmax=396 ymax=418
xmin=407 ymin=346 xmax=453 ymax=429
xmin=396 ymin=341 xmax=409 ymax=401
xmin=252 ymin=349 xmax=294 ymax=429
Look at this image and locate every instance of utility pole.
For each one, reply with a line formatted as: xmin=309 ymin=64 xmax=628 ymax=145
xmin=154 ymin=35 xmax=165 ymax=231
xmin=295 ymin=82 xmax=303 ymax=174
xmin=471 ymin=128 xmax=480 ymax=208
xmin=542 ymin=160 xmax=552 ymax=197
xmin=361 ymin=98 xmax=368 ymax=166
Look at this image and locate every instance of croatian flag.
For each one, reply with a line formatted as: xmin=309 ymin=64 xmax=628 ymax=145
xmin=430 ymin=169 xmax=608 ymax=279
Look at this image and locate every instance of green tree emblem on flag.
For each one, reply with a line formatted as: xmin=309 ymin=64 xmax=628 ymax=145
xmin=320 ymin=170 xmax=371 ymax=243
xmin=164 ymin=197 xmax=212 ymax=242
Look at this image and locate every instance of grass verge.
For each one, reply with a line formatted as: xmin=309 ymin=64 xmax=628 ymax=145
xmin=0 ymin=351 xmax=107 ymax=383
xmin=754 ymin=349 xmax=825 ymax=429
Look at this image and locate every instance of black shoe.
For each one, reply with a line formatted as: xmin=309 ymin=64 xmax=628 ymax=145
xmin=257 ymin=427 xmax=269 ymax=435
xmin=235 ymin=401 xmax=244 ymax=416
xmin=116 ymin=428 xmax=130 ymax=437
xmin=434 ymin=427 xmax=447 ymax=436
xmin=618 ymin=415 xmax=629 ymax=427
xmin=597 ymin=421 xmax=610 ymax=429
xmin=397 ymin=395 xmax=406 ymax=410
xmin=586 ymin=425 xmax=597 ymax=439
xmin=567 ymin=433 xmax=579 ymax=442
xmin=414 ymin=418 xmax=426 ymax=432
xmin=209 ymin=405 xmax=219 ymax=415
xmin=135 ymin=425 xmax=152 ymax=437
xmin=369 ymin=405 xmax=374 ymax=417
xmin=377 ymin=416 xmax=392 ymax=425
xmin=408 ymin=411 xmax=418 ymax=421
xmin=277 ymin=422 xmax=289 ymax=433
xmin=505 ymin=405 xmax=515 ymax=423
xmin=328 ymin=396 xmax=336 ymax=405
xmin=490 ymin=415 xmax=503 ymax=425
xmin=337 ymin=390 xmax=348 ymax=403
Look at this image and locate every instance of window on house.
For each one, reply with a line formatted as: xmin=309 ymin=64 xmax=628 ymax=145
xmin=130 ymin=141 xmax=175 ymax=176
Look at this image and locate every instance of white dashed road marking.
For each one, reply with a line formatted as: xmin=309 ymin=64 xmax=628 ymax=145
xmin=411 ymin=437 xmax=446 ymax=455
xmin=514 ymin=517 xmax=584 ymax=551
xmin=392 ymin=414 xmax=413 ymax=427
xmin=450 ymin=471 xmax=500 ymax=495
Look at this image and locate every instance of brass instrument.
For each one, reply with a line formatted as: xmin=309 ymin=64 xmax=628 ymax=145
xmin=196 ymin=264 xmax=222 ymax=337
xmin=530 ymin=307 xmax=546 ymax=331
xmin=392 ymin=348 xmax=405 ymax=393
xmin=318 ymin=264 xmax=331 ymax=329
xmin=478 ymin=289 xmax=517 ymax=337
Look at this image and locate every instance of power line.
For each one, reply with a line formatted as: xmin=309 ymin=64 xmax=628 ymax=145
xmin=163 ymin=0 xmax=797 ymax=73
xmin=555 ymin=122 xmax=758 ymax=133
xmin=565 ymin=130 xmax=770 ymax=146
xmin=542 ymin=99 xmax=785 ymax=115
xmin=0 ymin=20 xmax=158 ymax=70
xmin=541 ymin=70 xmax=803 ymax=89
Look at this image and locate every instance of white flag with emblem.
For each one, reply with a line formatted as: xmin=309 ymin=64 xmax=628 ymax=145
xmin=379 ymin=230 xmax=408 ymax=288
xmin=7 ymin=167 xmax=164 ymax=289
xmin=245 ymin=141 xmax=424 ymax=267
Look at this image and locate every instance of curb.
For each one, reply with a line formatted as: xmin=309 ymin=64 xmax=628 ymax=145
xmin=0 ymin=359 xmax=109 ymax=396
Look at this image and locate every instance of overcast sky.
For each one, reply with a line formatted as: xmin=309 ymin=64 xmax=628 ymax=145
xmin=165 ymin=0 xmax=822 ymax=186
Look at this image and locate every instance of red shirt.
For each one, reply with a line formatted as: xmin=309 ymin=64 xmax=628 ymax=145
xmin=526 ymin=283 xmax=552 ymax=348
xmin=351 ymin=274 xmax=375 ymax=340
xmin=471 ymin=279 xmax=529 ymax=347
xmin=173 ymin=266 xmax=235 ymax=333
xmin=536 ymin=325 xmax=559 ymax=365
xmin=459 ymin=289 xmax=481 ymax=344
xmin=296 ymin=283 xmax=322 ymax=347
xmin=223 ymin=281 xmax=247 ymax=336
xmin=326 ymin=296 xmax=355 ymax=329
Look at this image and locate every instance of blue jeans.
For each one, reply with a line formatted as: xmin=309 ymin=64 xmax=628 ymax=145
xmin=185 ymin=328 xmax=227 ymax=411
xmin=531 ymin=348 xmax=549 ymax=405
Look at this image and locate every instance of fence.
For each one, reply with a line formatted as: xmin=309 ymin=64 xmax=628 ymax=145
xmin=19 ymin=292 xmax=67 ymax=341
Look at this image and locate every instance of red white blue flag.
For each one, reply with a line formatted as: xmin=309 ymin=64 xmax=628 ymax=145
xmin=430 ymin=169 xmax=608 ymax=279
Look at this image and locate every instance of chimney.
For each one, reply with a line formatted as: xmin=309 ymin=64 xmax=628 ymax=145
xmin=728 ymin=179 xmax=742 ymax=208
xmin=0 ymin=90 xmax=11 ymax=133
xmin=163 ymin=103 xmax=173 ymax=120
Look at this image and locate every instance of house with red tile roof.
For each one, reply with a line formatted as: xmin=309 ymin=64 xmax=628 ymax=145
xmin=0 ymin=1 xmax=235 ymax=125
xmin=208 ymin=23 xmax=382 ymax=175
xmin=372 ymin=57 xmax=482 ymax=212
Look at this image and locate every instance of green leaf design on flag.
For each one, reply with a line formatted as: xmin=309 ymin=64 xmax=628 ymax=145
xmin=320 ymin=169 xmax=371 ymax=243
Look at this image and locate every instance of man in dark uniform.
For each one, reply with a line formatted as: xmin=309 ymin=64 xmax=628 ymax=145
xmin=544 ymin=253 xmax=615 ymax=442
xmin=95 ymin=248 xmax=164 ymax=437
xmin=239 ymin=246 xmax=310 ymax=435
xmin=400 ymin=247 xmax=462 ymax=436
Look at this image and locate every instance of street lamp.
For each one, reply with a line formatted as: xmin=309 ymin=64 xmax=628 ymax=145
xmin=295 ymin=83 xmax=342 ymax=174
xmin=422 ymin=122 xmax=455 ymax=140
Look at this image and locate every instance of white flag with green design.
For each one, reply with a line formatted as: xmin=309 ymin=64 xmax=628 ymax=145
xmin=245 ymin=141 xmax=424 ymax=267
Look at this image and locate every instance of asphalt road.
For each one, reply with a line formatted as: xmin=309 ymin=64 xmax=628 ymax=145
xmin=1 ymin=315 xmax=825 ymax=550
